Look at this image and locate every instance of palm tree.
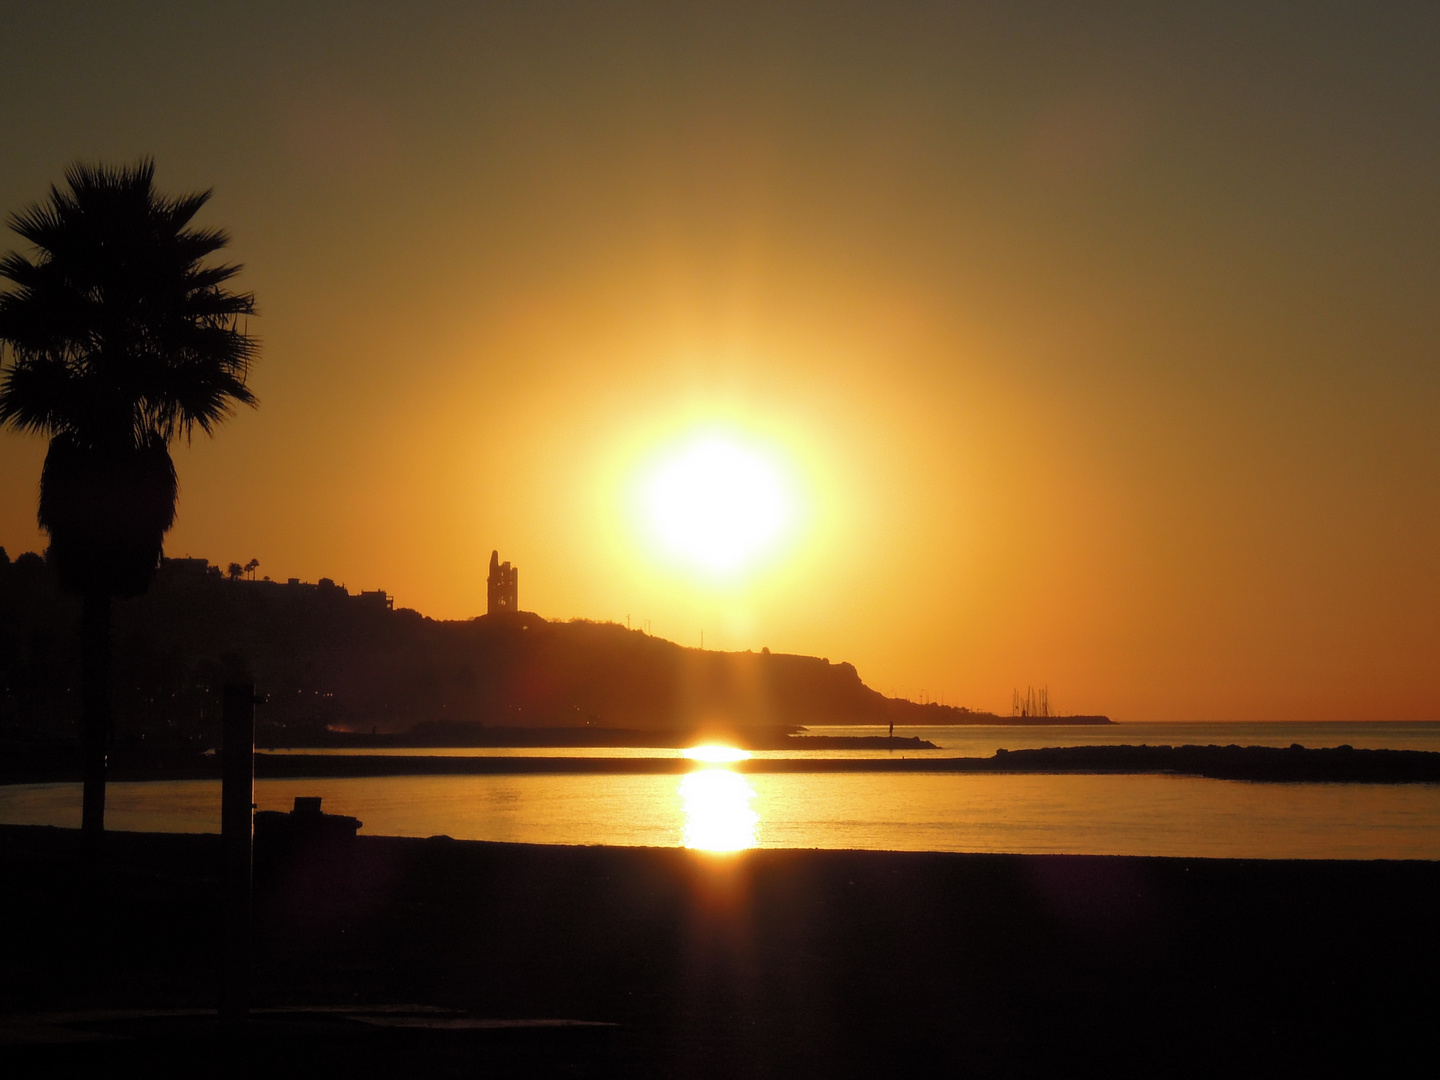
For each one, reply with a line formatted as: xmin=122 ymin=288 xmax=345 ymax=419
xmin=0 ymin=160 xmax=258 ymax=838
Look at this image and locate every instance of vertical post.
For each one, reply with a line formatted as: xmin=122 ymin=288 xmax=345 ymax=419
xmin=221 ymin=682 xmax=256 ymax=1021
xmin=80 ymin=592 xmax=112 ymax=841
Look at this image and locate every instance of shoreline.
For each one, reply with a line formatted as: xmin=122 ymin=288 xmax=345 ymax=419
xmin=5 ymin=742 xmax=1438 ymax=786
xmin=4 ymin=824 xmax=1437 ymax=1076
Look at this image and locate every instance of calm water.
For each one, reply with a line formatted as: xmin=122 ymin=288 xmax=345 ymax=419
xmin=5 ymin=723 xmax=1437 ymax=858
xmin=264 ymin=722 xmax=1440 ymax=757
xmin=3 ymin=768 xmax=1439 ymax=859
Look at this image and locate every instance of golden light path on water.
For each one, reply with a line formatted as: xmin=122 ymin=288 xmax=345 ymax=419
xmin=681 ymin=745 xmax=751 ymax=764
xmin=6 ymin=772 xmax=1440 ymax=858
xmin=680 ymin=745 xmax=758 ymax=851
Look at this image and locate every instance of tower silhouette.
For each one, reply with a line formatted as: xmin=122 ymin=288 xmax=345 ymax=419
xmin=487 ymin=550 xmax=518 ymax=615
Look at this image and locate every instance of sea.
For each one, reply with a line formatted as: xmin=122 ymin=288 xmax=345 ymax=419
xmin=3 ymin=722 xmax=1439 ymax=860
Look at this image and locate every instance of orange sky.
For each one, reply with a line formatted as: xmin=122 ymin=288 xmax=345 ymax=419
xmin=1 ymin=4 xmax=1437 ymax=721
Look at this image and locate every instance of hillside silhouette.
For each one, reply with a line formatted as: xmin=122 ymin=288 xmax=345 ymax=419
xmin=0 ymin=552 xmax=1106 ymax=748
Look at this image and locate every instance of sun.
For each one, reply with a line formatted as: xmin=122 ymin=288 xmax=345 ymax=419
xmin=636 ymin=430 xmax=798 ymax=577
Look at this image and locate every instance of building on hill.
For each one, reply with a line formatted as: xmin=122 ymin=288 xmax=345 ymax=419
xmin=158 ymin=556 xmax=218 ymax=584
xmin=488 ymin=550 xmax=518 ymax=615
xmin=158 ymin=557 xmax=393 ymax=611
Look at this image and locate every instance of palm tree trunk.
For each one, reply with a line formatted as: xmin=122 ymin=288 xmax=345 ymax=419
xmin=80 ymin=591 xmax=111 ymax=838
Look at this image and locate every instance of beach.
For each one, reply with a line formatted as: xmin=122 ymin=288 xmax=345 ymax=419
xmin=4 ymin=824 xmax=1437 ymax=1077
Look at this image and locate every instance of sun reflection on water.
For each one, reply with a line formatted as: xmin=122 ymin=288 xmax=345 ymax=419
xmin=682 ymin=744 xmax=752 ymax=763
xmin=680 ymin=770 xmax=759 ymax=851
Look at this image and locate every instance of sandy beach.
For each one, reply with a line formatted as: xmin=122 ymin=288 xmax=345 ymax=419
xmin=3 ymin=824 xmax=1437 ymax=1077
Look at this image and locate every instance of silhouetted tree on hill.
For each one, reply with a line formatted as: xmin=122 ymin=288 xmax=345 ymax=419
xmin=0 ymin=160 xmax=259 ymax=837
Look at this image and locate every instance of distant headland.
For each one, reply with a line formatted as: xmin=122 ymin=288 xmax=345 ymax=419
xmin=0 ymin=550 xmax=1110 ymax=749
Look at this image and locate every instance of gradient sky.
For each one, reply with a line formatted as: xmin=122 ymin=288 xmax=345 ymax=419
xmin=1 ymin=3 xmax=1437 ymax=721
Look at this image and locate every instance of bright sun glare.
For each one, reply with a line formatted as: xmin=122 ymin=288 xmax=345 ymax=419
xmin=680 ymin=770 xmax=759 ymax=851
xmin=683 ymin=744 xmax=752 ymax=763
xmin=680 ymin=745 xmax=757 ymax=850
xmin=638 ymin=432 xmax=796 ymax=576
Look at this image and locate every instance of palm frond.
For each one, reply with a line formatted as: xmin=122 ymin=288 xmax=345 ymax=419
xmin=0 ymin=158 xmax=259 ymax=449
xmin=0 ymin=354 xmax=82 ymax=435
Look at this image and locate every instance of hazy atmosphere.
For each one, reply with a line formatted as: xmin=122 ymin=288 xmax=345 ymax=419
xmin=6 ymin=7 xmax=1440 ymax=1075
xmin=2 ymin=2 xmax=1436 ymax=721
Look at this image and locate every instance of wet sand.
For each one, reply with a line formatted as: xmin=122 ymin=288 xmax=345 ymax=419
xmin=3 ymin=824 xmax=1437 ymax=1077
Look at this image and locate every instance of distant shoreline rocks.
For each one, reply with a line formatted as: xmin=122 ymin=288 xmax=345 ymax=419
xmin=6 ymin=741 xmax=1435 ymax=786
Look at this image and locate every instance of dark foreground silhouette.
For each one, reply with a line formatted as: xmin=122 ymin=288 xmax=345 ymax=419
xmin=2 ymin=824 xmax=1435 ymax=1077
xmin=0 ymin=162 xmax=260 ymax=839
